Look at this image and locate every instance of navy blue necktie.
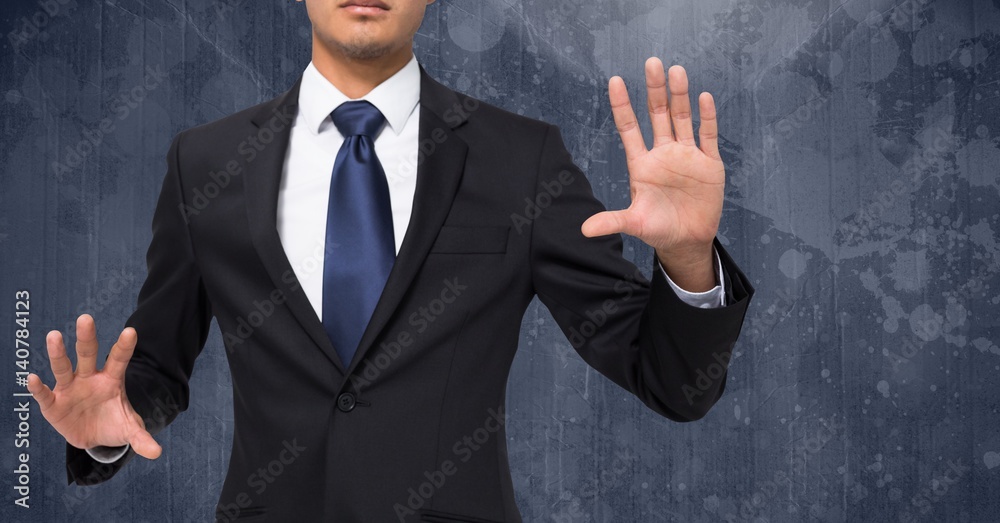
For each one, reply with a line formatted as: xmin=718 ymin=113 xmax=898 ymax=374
xmin=322 ymin=100 xmax=395 ymax=367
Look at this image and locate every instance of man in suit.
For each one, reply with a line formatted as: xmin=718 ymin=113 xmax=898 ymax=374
xmin=27 ymin=0 xmax=753 ymax=521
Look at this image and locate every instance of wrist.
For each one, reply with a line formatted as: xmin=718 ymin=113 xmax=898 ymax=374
xmin=655 ymin=242 xmax=716 ymax=292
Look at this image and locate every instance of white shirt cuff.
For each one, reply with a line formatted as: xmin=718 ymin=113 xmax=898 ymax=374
xmin=658 ymin=247 xmax=726 ymax=308
xmin=86 ymin=444 xmax=130 ymax=464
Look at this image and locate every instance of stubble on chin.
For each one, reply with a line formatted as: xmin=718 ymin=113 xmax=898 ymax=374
xmin=327 ymin=34 xmax=395 ymax=61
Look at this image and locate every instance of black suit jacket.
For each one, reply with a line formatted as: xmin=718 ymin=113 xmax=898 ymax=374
xmin=66 ymin=64 xmax=754 ymax=522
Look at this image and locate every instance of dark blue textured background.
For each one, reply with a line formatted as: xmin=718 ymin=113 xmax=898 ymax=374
xmin=2 ymin=0 xmax=999 ymax=521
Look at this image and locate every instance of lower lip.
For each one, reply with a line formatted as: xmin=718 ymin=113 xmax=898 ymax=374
xmin=342 ymin=5 xmax=388 ymax=16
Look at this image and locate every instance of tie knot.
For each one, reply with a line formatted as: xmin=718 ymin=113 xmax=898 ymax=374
xmin=331 ymin=100 xmax=386 ymax=138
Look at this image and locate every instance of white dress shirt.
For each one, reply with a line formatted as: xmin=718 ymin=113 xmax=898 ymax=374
xmin=87 ymin=53 xmax=725 ymax=463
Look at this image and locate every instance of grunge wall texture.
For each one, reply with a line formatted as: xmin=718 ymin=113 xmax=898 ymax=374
xmin=1 ymin=0 xmax=999 ymax=521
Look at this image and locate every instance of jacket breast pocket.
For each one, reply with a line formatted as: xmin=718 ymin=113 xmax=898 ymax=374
xmin=429 ymin=225 xmax=509 ymax=254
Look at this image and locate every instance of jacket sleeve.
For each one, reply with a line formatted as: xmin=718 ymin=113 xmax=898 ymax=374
xmin=67 ymin=131 xmax=214 ymax=484
xmin=529 ymin=124 xmax=754 ymax=421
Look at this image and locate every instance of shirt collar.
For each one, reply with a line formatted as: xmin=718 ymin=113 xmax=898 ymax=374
xmin=297 ymin=53 xmax=420 ymax=136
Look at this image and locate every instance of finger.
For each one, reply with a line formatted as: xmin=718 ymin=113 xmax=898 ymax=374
xmin=581 ymin=209 xmax=638 ymax=238
xmin=667 ymin=65 xmax=695 ymax=145
xmin=698 ymin=92 xmax=721 ymax=160
xmin=46 ymin=330 xmax=74 ymax=387
xmin=129 ymin=429 xmax=162 ymax=460
xmin=644 ymin=57 xmax=674 ymax=146
xmin=75 ymin=314 xmax=99 ymax=377
xmin=103 ymin=328 xmax=137 ymax=381
xmin=609 ymin=76 xmax=648 ymax=162
xmin=26 ymin=373 xmax=56 ymax=411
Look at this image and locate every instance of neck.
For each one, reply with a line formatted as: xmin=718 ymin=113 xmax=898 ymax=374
xmin=310 ymin=40 xmax=413 ymax=99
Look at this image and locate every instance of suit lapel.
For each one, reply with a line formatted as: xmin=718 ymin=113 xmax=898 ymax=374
xmin=345 ymin=65 xmax=470 ymax=375
xmin=244 ymin=79 xmax=349 ymax=374
xmin=242 ymin=64 xmax=472 ymax=377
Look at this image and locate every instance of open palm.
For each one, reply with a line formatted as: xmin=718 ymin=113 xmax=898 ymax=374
xmin=26 ymin=314 xmax=161 ymax=459
xmin=583 ymin=58 xmax=725 ymax=258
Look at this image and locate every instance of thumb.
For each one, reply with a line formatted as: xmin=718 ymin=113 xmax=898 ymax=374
xmin=581 ymin=209 xmax=635 ymax=238
xmin=128 ymin=429 xmax=162 ymax=460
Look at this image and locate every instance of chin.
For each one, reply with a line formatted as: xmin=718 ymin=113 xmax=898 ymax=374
xmin=331 ymin=37 xmax=396 ymax=61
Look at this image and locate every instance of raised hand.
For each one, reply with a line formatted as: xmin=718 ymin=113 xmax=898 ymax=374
xmin=26 ymin=314 xmax=161 ymax=460
xmin=582 ymin=58 xmax=725 ymax=292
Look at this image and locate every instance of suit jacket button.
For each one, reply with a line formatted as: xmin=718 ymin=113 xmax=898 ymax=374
xmin=337 ymin=393 xmax=356 ymax=412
